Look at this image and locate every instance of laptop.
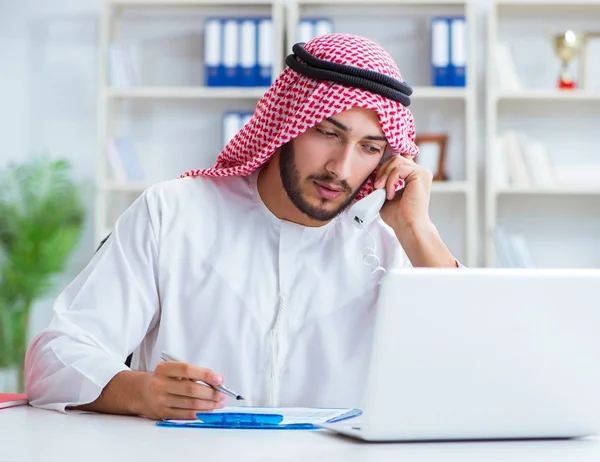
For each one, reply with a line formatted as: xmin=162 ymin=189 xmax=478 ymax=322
xmin=319 ymin=267 xmax=600 ymax=442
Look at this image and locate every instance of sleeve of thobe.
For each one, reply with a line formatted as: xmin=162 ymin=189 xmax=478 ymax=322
xmin=24 ymin=188 xmax=161 ymax=413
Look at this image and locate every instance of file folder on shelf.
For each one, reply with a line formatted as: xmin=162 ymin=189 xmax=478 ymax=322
xmin=204 ymin=16 xmax=273 ymax=87
xmin=222 ymin=111 xmax=254 ymax=147
xmin=297 ymin=18 xmax=314 ymax=43
xmin=450 ymin=16 xmax=467 ymax=87
xmin=297 ymin=18 xmax=333 ymax=44
xmin=430 ymin=16 xmax=450 ymax=86
xmin=222 ymin=18 xmax=239 ymax=87
xmin=256 ymin=18 xmax=273 ymax=86
xmin=314 ymin=18 xmax=333 ymax=38
xmin=430 ymin=16 xmax=467 ymax=87
xmin=204 ymin=18 xmax=221 ymax=87
xmin=239 ymin=19 xmax=257 ymax=86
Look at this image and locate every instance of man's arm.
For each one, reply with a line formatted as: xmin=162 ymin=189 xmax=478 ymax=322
xmin=70 ymin=371 xmax=150 ymax=416
xmin=70 ymin=364 xmax=227 ymax=420
xmin=388 ymin=219 xmax=458 ymax=268
xmin=375 ymin=153 xmax=464 ymax=268
xmin=25 ymin=189 xmax=161 ymax=413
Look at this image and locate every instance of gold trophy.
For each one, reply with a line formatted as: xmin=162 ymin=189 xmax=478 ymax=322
xmin=553 ymin=30 xmax=584 ymax=89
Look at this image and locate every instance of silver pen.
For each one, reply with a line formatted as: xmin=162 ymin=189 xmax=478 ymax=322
xmin=160 ymin=351 xmax=244 ymax=401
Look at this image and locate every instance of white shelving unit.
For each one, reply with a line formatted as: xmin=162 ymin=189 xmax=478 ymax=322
xmin=95 ymin=0 xmax=285 ymax=243
xmin=286 ymin=0 xmax=479 ymax=266
xmin=485 ymin=0 xmax=600 ymax=268
xmin=96 ymin=0 xmax=478 ymax=267
xmin=106 ymin=86 xmax=271 ymax=99
xmin=495 ymin=90 xmax=600 ymax=102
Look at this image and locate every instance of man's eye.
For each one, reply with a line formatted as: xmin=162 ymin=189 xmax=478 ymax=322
xmin=317 ymin=128 xmax=337 ymax=138
xmin=366 ymin=145 xmax=382 ymax=154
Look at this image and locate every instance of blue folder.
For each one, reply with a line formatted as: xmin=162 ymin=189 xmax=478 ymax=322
xmin=156 ymin=407 xmax=362 ymax=430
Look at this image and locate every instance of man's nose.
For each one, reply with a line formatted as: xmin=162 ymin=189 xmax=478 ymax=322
xmin=325 ymin=146 xmax=353 ymax=180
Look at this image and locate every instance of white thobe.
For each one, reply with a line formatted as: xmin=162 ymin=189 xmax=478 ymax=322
xmin=25 ymin=170 xmax=412 ymax=413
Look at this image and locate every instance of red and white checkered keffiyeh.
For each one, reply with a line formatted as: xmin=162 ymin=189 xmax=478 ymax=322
xmin=180 ymin=33 xmax=418 ymax=201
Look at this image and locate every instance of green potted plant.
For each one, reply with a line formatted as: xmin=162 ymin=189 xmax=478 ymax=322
xmin=0 ymin=157 xmax=85 ymax=393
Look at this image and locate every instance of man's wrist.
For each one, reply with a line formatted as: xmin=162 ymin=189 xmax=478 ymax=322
xmin=71 ymin=370 xmax=150 ymax=417
xmin=121 ymin=370 xmax=158 ymax=417
xmin=391 ymin=218 xmax=457 ymax=268
xmin=390 ymin=216 xmax=436 ymax=248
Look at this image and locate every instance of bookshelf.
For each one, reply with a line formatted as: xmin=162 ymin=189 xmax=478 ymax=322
xmin=96 ymin=0 xmax=478 ymax=267
xmin=106 ymin=86 xmax=271 ymax=99
xmin=95 ymin=0 xmax=285 ymax=242
xmin=495 ymin=90 xmax=600 ymax=102
xmin=286 ymin=0 xmax=479 ymax=266
xmin=485 ymin=0 xmax=600 ymax=268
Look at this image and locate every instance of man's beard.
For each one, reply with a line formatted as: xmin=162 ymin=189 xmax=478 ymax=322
xmin=279 ymin=141 xmax=363 ymax=222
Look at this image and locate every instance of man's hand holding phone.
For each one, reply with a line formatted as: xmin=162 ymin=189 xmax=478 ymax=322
xmin=375 ymin=153 xmax=456 ymax=268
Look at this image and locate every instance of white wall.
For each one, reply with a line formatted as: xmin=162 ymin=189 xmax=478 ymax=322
xmin=0 ymin=0 xmax=102 ymax=338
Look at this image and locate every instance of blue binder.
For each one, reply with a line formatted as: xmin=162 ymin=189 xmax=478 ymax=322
xmin=297 ymin=18 xmax=314 ymax=43
xmin=222 ymin=112 xmax=241 ymax=147
xmin=156 ymin=408 xmax=362 ymax=430
xmin=449 ymin=16 xmax=467 ymax=87
xmin=430 ymin=16 xmax=450 ymax=86
xmin=222 ymin=18 xmax=239 ymax=86
xmin=204 ymin=17 xmax=221 ymax=87
xmin=239 ymin=18 xmax=257 ymax=86
xmin=430 ymin=16 xmax=467 ymax=87
xmin=297 ymin=17 xmax=333 ymax=43
xmin=313 ymin=17 xmax=333 ymax=38
xmin=256 ymin=17 xmax=272 ymax=86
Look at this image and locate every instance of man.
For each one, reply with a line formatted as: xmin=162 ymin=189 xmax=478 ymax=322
xmin=25 ymin=33 xmax=460 ymax=420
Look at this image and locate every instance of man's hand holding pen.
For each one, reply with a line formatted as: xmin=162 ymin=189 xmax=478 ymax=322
xmin=139 ymin=359 xmax=228 ymax=420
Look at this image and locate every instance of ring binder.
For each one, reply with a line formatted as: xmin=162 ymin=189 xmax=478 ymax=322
xmin=156 ymin=407 xmax=362 ymax=430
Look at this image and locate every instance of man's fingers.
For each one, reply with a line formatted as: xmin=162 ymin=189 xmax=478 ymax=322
xmin=385 ymin=167 xmax=401 ymax=199
xmin=168 ymin=379 xmax=224 ymax=401
xmin=377 ymin=164 xmax=420 ymax=199
xmin=375 ymin=158 xmax=397 ymax=185
xmin=162 ymin=394 xmax=226 ymax=411
xmin=400 ymin=152 xmax=416 ymax=161
xmin=375 ymin=155 xmax=415 ymax=186
xmin=157 ymin=361 xmax=223 ymax=386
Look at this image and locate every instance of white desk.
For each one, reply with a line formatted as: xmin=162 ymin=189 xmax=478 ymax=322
xmin=3 ymin=406 xmax=600 ymax=462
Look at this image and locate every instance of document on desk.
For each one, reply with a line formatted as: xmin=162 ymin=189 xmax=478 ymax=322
xmin=156 ymin=406 xmax=362 ymax=430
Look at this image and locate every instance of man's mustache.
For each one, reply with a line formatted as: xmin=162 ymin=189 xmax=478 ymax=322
xmin=307 ymin=173 xmax=351 ymax=193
